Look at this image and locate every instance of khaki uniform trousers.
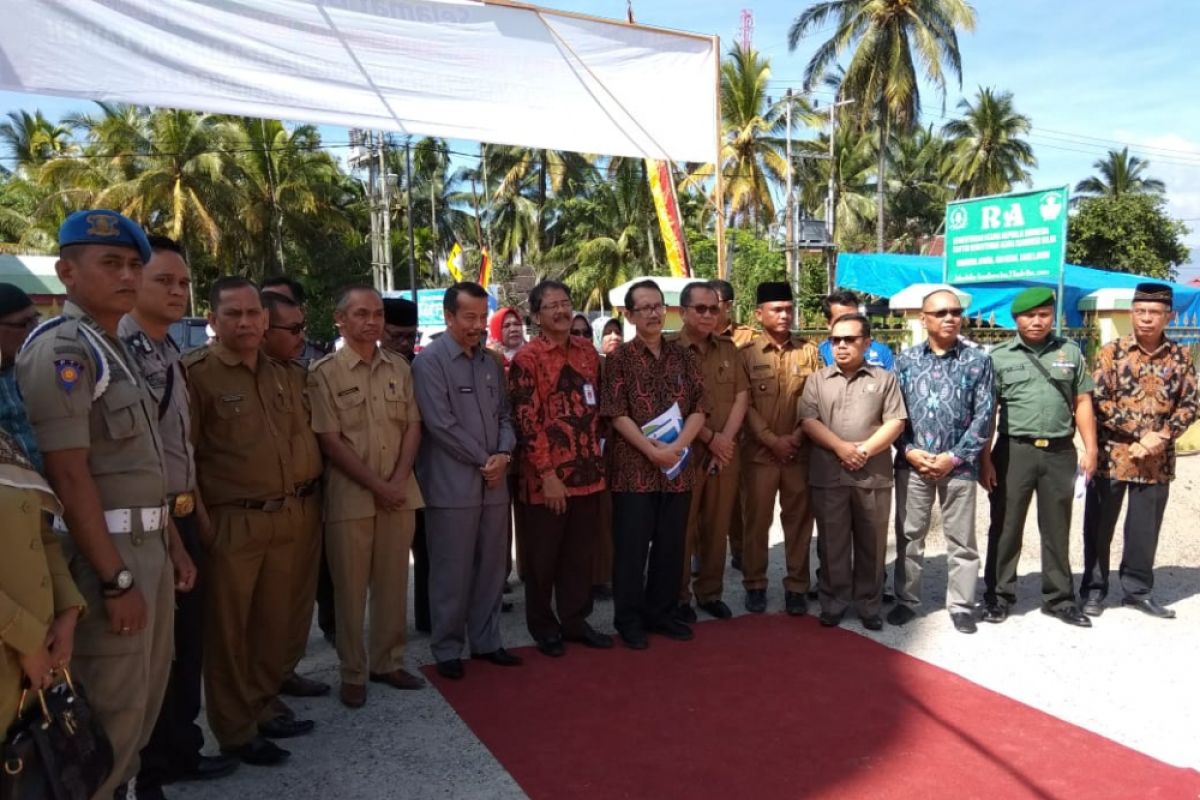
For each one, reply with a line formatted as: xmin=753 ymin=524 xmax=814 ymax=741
xmin=681 ymin=452 xmax=740 ymax=605
xmin=203 ymin=504 xmax=294 ymax=749
xmin=326 ymin=509 xmax=415 ymax=685
xmin=741 ymin=456 xmax=814 ymax=593
xmin=65 ymin=527 xmax=173 ymax=798
xmin=283 ymin=490 xmax=322 ymax=680
xmin=812 ymin=486 xmax=891 ymax=619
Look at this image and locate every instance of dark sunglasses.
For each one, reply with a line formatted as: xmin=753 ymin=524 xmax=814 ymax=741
xmin=829 ymin=335 xmax=863 ymax=346
xmin=924 ymin=308 xmax=964 ymax=319
xmin=685 ymin=304 xmax=721 ymax=316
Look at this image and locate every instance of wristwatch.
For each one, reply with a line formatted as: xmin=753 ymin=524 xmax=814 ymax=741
xmin=101 ymin=568 xmax=135 ymax=597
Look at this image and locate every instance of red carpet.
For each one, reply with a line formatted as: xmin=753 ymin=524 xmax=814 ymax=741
xmin=425 ymin=614 xmax=1200 ymax=799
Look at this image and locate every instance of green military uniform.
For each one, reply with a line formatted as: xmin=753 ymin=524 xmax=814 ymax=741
xmin=184 ymin=342 xmax=307 ymax=750
xmin=0 ymin=430 xmax=86 ymax=735
xmin=984 ymin=318 xmax=1093 ymax=612
xmin=17 ymin=301 xmax=173 ymax=798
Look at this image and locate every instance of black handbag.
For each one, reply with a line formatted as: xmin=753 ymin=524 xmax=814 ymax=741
xmin=1 ymin=669 xmax=113 ymax=800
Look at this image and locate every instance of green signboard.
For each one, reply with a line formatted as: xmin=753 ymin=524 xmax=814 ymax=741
xmin=943 ymin=186 xmax=1069 ymax=284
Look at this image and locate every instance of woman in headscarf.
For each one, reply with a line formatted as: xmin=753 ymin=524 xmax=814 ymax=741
xmin=487 ymin=307 xmax=526 ymax=369
xmin=600 ymin=318 xmax=623 ymax=356
xmin=569 ymin=313 xmax=593 ymax=343
xmin=0 ymin=425 xmax=85 ymax=732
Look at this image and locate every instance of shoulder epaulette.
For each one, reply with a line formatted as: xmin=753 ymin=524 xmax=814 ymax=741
xmin=180 ymin=345 xmax=212 ymax=368
xmin=308 ymin=351 xmax=336 ymax=372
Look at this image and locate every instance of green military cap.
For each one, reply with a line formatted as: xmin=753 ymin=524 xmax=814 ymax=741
xmin=1010 ymin=286 xmax=1055 ymax=315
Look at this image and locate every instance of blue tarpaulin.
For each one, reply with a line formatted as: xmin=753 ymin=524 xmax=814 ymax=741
xmin=836 ymin=253 xmax=1200 ymax=328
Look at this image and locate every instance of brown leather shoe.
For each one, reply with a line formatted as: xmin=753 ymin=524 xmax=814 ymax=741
xmin=280 ymin=674 xmax=331 ymax=697
xmin=368 ymin=669 xmax=426 ymax=690
xmin=340 ymin=682 xmax=366 ymax=709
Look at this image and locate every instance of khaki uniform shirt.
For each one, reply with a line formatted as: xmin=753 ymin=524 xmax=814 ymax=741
xmin=722 ymin=323 xmax=757 ymax=350
xmin=16 ymin=301 xmax=167 ymax=510
xmin=798 ymin=364 xmax=907 ymax=488
xmin=991 ymin=335 xmax=1093 ymax=439
xmin=118 ymin=315 xmax=195 ymax=495
xmin=183 ymin=343 xmax=304 ymax=507
xmin=739 ymin=334 xmax=821 ymax=465
xmin=668 ymin=329 xmax=748 ymax=441
xmin=279 ymin=360 xmax=323 ymax=488
xmin=309 ymin=345 xmax=424 ymax=522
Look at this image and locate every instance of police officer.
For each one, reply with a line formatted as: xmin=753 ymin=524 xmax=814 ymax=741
xmin=309 ymin=287 xmax=426 ymax=708
xmin=120 ymin=236 xmax=238 ymax=795
xmin=668 ymin=281 xmax=748 ymax=622
xmin=738 ymin=282 xmax=822 ymax=615
xmin=981 ymin=287 xmax=1097 ymax=627
xmin=17 ymin=209 xmax=174 ymax=799
xmin=260 ymin=290 xmax=329 ymax=702
xmin=185 ymin=277 xmax=314 ymax=766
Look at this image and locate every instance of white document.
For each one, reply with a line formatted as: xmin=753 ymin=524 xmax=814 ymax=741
xmin=641 ymin=402 xmax=691 ymax=479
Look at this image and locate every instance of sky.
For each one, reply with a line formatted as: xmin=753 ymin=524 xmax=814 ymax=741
xmin=3 ymin=0 xmax=1199 ymax=276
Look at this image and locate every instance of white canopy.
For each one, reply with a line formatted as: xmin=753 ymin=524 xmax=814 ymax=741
xmin=0 ymin=0 xmax=719 ymax=162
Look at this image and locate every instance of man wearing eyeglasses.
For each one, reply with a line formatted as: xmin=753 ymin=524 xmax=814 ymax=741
xmin=1080 ymin=282 xmax=1196 ymax=620
xmin=738 ymin=282 xmax=822 ymax=616
xmin=260 ymin=291 xmax=330 ymax=708
xmin=0 ymin=283 xmax=43 ymax=470
xmin=891 ymin=290 xmax=994 ymax=635
xmin=799 ymin=314 xmax=906 ymax=630
xmin=664 ymin=281 xmax=748 ymax=623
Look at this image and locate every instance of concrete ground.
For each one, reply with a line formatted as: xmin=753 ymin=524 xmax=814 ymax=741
xmin=174 ymin=455 xmax=1200 ymax=799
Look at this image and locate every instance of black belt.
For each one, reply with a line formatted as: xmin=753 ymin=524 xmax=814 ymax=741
xmin=294 ymin=479 xmax=319 ymax=498
xmin=1005 ymin=435 xmax=1074 ymax=450
xmin=230 ymin=497 xmax=289 ymax=512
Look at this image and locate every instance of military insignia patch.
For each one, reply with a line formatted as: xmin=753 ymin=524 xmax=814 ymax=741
xmin=55 ymin=359 xmax=83 ymax=393
xmin=86 ymin=213 xmax=121 ymax=237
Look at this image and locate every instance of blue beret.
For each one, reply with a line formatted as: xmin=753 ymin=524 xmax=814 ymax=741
xmin=1010 ymin=287 xmax=1055 ymax=315
xmin=59 ymin=209 xmax=152 ymax=264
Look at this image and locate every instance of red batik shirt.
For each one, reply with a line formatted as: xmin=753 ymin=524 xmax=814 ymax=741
xmin=508 ymin=333 xmax=605 ymax=504
xmin=599 ymin=337 xmax=706 ymax=493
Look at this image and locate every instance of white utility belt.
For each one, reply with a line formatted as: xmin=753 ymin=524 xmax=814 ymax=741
xmin=52 ymin=505 xmax=170 ymax=535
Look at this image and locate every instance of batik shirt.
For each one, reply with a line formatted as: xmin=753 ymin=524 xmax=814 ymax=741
xmin=0 ymin=366 xmax=42 ymax=472
xmin=1092 ymin=335 xmax=1198 ymax=484
xmin=895 ymin=340 xmax=995 ymax=480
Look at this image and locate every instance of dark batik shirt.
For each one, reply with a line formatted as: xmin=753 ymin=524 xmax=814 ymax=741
xmin=0 ymin=366 xmax=42 ymax=472
xmin=1093 ymin=335 xmax=1198 ymax=484
xmin=895 ymin=340 xmax=995 ymax=480
xmin=599 ymin=337 xmax=705 ymax=494
xmin=508 ymin=333 xmax=605 ymax=504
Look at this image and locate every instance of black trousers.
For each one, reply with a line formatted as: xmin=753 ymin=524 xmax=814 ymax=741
xmin=1081 ymin=477 xmax=1169 ymax=600
xmin=139 ymin=512 xmax=206 ymax=788
xmin=611 ymin=491 xmax=691 ymax=635
xmin=520 ymin=493 xmax=602 ymax=641
xmin=412 ymin=509 xmax=431 ymax=633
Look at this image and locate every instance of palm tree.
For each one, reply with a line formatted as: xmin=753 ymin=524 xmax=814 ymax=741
xmin=942 ymin=87 xmax=1036 ymax=198
xmin=0 ymin=110 xmax=76 ymax=175
xmin=887 ymin=125 xmax=953 ymax=250
xmin=1075 ymin=147 xmax=1166 ymax=197
xmin=483 ymin=143 xmax=595 ymax=256
xmin=795 ymin=126 xmax=877 ymax=250
xmin=682 ymin=44 xmax=803 ymax=230
xmin=788 ymin=0 xmax=976 ymax=251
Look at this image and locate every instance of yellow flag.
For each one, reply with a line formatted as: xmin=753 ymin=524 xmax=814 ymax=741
xmin=447 ymin=243 xmax=464 ymax=282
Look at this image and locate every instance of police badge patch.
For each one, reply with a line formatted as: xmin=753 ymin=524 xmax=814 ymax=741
xmin=55 ymin=358 xmax=83 ymax=393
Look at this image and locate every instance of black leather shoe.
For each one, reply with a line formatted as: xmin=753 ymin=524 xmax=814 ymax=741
xmin=784 ymin=591 xmax=808 ymax=616
xmin=472 ymin=648 xmax=524 ymax=666
xmin=280 ymin=674 xmax=331 ymax=697
xmin=1041 ymin=604 xmax=1092 ymax=627
xmin=536 ymin=635 xmax=566 ymax=657
xmin=591 ymin=584 xmax=613 ymax=601
xmin=565 ymin=627 xmax=614 ymax=649
xmin=698 ymin=600 xmax=732 ymax=620
xmin=886 ymin=605 xmax=918 ymax=626
xmin=861 ymin=615 xmax=883 ymax=631
xmin=258 ymin=716 xmax=314 ymax=739
xmin=818 ymin=611 xmax=843 ymax=628
xmin=882 ymin=592 xmax=895 ymax=605
xmin=501 ymin=601 xmax=514 ymax=613
xmin=730 ymin=554 xmax=743 ymax=572
xmin=1122 ymin=595 xmax=1176 ymax=619
xmin=178 ymin=754 xmax=240 ymax=782
xmin=982 ymin=602 xmax=1008 ymax=624
xmin=650 ymin=619 xmax=694 ymax=641
xmin=436 ymin=659 xmax=464 ymax=679
xmin=222 ymin=736 xmax=290 ymax=766
xmin=674 ymin=603 xmax=698 ymax=624
xmin=745 ymin=589 xmax=767 ymax=613
xmin=951 ymin=612 xmax=977 ymax=634
xmin=1082 ymin=596 xmax=1104 ymax=617
xmin=619 ymin=629 xmax=649 ymax=650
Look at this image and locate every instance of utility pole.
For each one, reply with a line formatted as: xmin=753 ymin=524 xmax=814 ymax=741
xmin=378 ymin=137 xmax=393 ymax=292
xmin=405 ymin=141 xmax=417 ymax=300
xmin=824 ymin=98 xmax=854 ymax=292
xmin=784 ymin=88 xmax=795 ymax=285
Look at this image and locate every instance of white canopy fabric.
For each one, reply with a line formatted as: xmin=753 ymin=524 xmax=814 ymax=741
xmin=0 ymin=0 xmax=718 ymax=162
